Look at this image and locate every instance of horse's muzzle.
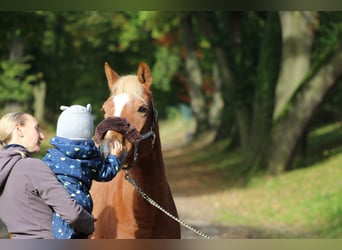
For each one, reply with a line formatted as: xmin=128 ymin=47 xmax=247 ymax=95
xmin=99 ymin=129 xmax=131 ymax=164
xmin=94 ymin=116 xmax=142 ymax=165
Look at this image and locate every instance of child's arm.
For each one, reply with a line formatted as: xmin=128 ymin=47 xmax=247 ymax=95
xmin=110 ymin=140 xmax=123 ymax=157
xmin=92 ymin=140 xmax=123 ymax=182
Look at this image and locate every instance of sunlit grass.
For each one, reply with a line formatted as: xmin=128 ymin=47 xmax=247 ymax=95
xmin=214 ymin=123 xmax=342 ymax=238
xmin=160 ymin=112 xmax=342 ymax=238
xmin=216 ymin=152 xmax=342 ymax=237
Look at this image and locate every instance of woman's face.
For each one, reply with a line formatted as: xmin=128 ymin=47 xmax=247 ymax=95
xmin=19 ymin=115 xmax=45 ymax=153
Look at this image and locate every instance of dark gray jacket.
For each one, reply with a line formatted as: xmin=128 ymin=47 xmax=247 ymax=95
xmin=0 ymin=145 xmax=94 ymax=239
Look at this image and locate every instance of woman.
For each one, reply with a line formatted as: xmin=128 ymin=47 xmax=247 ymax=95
xmin=0 ymin=112 xmax=94 ymax=239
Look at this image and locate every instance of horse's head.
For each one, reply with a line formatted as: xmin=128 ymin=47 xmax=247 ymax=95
xmin=95 ymin=61 xmax=157 ymax=167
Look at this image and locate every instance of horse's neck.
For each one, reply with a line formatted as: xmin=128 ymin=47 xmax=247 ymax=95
xmin=134 ymin=132 xmax=167 ymax=178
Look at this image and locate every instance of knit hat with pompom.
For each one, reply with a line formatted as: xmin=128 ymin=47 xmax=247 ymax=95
xmin=56 ymin=104 xmax=94 ymax=140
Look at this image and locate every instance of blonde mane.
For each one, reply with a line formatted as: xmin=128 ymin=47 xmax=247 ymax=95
xmin=114 ymin=75 xmax=142 ymax=95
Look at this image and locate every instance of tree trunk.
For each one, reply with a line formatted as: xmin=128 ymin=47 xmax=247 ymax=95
xmin=33 ymin=80 xmax=46 ymax=122
xmin=181 ymin=13 xmax=209 ymax=135
xmin=9 ymin=36 xmax=24 ymax=62
xmin=208 ymin=63 xmax=224 ymax=131
xmin=273 ymin=11 xmax=318 ymax=121
xmin=243 ymin=12 xmax=281 ymax=170
xmin=197 ymin=12 xmax=251 ymax=148
xmin=5 ymin=35 xmax=25 ymax=113
xmin=267 ymin=48 xmax=342 ymax=175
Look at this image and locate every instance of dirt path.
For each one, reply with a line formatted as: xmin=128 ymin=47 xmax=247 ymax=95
xmin=162 ymin=137 xmax=320 ymax=239
xmin=162 ymin=137 xmax=261 ymax=239
xmin=160 ymin=127 xmax=316 ymax=239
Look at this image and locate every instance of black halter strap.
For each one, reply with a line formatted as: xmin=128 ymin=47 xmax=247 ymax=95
xmin=121 ymin=101 xmax=157 ymax=171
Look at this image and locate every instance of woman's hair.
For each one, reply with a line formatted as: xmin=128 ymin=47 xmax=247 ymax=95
xmin=0 ymin=112 xmax=28 ymax=150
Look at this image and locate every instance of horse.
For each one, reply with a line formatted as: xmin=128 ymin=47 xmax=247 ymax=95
xmin=90 ymin=61 xmax=181 ymax=239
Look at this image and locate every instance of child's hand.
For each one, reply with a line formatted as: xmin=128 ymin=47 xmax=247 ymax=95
xmin=110 ymin=140 xmax=123 ymax=157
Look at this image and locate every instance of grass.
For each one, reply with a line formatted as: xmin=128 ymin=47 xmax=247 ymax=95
xmin=160 ymin=112 xmax=342 ymax=238
xmin=215 ymin=122 xmax=342 ymax=238
xmin=216 ymin=151 xmax=342 ymax=238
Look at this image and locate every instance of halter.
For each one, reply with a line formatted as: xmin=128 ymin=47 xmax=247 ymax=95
xmin=121 ymin=103 xmax=158 ymax=171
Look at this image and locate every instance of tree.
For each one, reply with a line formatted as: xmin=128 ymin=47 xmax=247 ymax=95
xmin=195 ymin=11 xmax=342 ymax=175
xmin=0 ymin=11 xmax=47 ymax=114
xmin=180 ymin=12 xmax=210 ymax=135
xmin=0 ymin=56 xmax=43 ymax=113
xmin=266 ymin=12 xmax=342 ymax=174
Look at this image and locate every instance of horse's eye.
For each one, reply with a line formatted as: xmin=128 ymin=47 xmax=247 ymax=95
xmin=138 ymin=106 xmax=148 ymax=113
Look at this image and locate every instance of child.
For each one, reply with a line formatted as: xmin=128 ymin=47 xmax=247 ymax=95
xmin=42 ymin=104 xmax=123 ymax=239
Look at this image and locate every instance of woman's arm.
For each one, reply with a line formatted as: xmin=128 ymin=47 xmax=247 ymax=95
xmin=30 ymin=158 xmax=94 ymax=235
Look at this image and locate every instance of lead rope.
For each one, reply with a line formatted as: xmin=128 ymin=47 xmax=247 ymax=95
xmin=124 ymin=170 xmax=214 ymax=239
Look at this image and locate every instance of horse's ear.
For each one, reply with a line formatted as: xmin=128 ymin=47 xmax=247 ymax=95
xmin=104 ymin=62 xmax=120 ymax=90
xmin=137 ymin=61 xmax=152 ymax=89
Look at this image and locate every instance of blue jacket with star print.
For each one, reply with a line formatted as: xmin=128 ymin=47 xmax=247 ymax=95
xmin=42 ymin=136 xmax=121 ymax=239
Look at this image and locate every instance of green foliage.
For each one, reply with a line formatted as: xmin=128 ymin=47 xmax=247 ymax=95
xmin=308 ymin=12 xmax=342 ymax=126
xmin=0 ymin=11 xmax=185 ymax=121
xmin=313 ymin=79 xmax=342 ymax=126
xmin=0 ymin=56 xmax=42 ymax=104
xmin=256 ymin=12 xmax=281 ymax=108
xmin=0 ymin=11 xmax=47 ymax=53
xmin=128 ymin=12 xmax=187 ymax=117
xmin=141 ymin=11 xmax=180 ymax=40
xmin=311 ymin=12 xmax=342 ymax=65
xmin=215 ymin=12 xmax=267 ymax=107
xmin=34 ymin=12 xmax=141 ymax=123
xmin=152 ymin=46 xmax=181 ymax=91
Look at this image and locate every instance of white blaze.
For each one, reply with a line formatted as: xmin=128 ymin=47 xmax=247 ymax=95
xmin=113 ymin=93 xmax=129 ymax=117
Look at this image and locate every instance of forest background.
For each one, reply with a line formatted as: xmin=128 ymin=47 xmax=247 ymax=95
xmin=0 ymin=11 xmax=342 ymax=238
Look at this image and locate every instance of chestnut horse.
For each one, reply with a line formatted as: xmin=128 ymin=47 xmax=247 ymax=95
xmin=90 ymin=61 xmax=181 ymax=239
